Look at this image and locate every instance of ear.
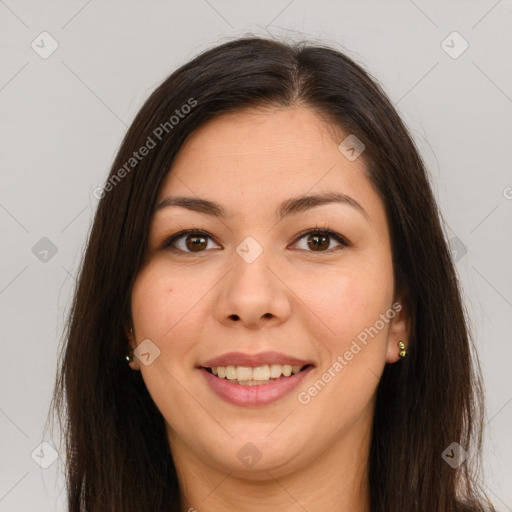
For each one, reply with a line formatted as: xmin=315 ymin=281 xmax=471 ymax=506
xmin=385 ymin=295 xmax=411 ymax=364
xmin=125 ymin=318 xmax=140 ymax=371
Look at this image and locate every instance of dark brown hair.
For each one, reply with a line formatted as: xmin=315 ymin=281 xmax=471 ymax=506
xmin=49 ymin=35 xmax=495 ymax=511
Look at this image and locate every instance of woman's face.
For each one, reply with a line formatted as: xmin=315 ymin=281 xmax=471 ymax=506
xmin=129 ymin=105 xmax=409 ymax=480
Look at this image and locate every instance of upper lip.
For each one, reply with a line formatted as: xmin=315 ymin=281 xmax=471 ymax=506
xmin=200 ymin=351 xmax=314 ymax=368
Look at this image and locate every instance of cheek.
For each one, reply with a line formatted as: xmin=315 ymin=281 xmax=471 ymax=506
xmin=293 ymin=261 xmax=394 ymax=350
xmin=292 ymin=266 xmax=394 ymax=425
xmin=132 ymin=258 xmax=200 ymax=330
xmin=130 ymin=262 xmax=193 ymax=356
xmin=132 ymin=268 xmax=171 ymax=333
xmin=130 ymin=264 xmax=199 ymax=410
xmin=131 ymin=259 xmax=221 ymax=365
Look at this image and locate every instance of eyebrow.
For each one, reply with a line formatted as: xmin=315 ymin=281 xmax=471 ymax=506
xmin=154 ymin=191 xmax=369 ymax=221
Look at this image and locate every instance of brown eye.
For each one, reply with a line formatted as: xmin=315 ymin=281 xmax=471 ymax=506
xmin=293 ymin=229 xmax=349 ymax=253
xmin=307 ymin=233 xmax=330 ymax=251
xmin=185 ymin=234 xmax=208 ymax=252
xmin=163 ymin=230 xmax=220 ymax=254
xmin=163 ymin=228 xmax=348 ymax=256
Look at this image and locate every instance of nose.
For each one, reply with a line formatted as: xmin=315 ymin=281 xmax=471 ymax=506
xmin=212 ymin=245 xmax=292 ymax=330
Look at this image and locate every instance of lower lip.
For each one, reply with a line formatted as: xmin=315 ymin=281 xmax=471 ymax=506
xmin=199 ymin=366 xmax=314 ymax=407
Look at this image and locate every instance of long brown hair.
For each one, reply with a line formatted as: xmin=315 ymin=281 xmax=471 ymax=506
xmin=49 ymin=35 xmax=495 ymax=511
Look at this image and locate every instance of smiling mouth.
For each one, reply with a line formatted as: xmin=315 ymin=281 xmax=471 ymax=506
xmin=203 ymin=364 xmax=313 ymax=386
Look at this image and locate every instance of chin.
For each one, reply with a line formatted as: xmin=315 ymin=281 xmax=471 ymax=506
xmin=205 ymin=433 xmax=308 ymax=478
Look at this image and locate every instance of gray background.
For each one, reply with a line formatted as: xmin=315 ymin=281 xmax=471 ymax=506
xmin=1 ymin=1 xmax=511 ymax=510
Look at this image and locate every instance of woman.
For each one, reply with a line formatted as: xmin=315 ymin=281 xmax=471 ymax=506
xmin=50 ymin=35 xmax=495 ymax=511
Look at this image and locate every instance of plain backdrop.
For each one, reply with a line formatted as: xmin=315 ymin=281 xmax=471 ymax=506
xmin=1 ymin=1 xmax=511 ymax=510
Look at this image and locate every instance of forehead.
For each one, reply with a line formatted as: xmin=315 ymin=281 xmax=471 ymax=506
xmin=156 ymin=106 xmax=382 ymax=223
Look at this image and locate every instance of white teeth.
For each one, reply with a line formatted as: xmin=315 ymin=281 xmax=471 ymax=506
xmin=208 ymin=363 xmax=306 ymax=382
xmin=225 ymin=365 xmax=237 ymax=380
xmin=236 ymin=366 xmax=253 ymax=381
xmin=269 ymin=364 xmax=282 ymax=378
xmin=252 ymin=365 xmax=270 ymax=381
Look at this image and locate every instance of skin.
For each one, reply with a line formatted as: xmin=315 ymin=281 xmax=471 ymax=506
xmin=127 ymin=105 xmax=410 ymax=512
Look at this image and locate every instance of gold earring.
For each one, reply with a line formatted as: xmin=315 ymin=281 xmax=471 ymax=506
xmin=398 ymin=341 xmax=407 ymax=358
xmin=125 ymin=354 xmax=140 ymax=370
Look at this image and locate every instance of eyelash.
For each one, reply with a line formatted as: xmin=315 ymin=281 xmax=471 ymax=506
xmin=161 ymin=226 xmax=350 ymax=256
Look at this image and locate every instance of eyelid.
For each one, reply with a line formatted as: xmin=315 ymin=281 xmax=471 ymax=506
xmin=161 ymin=227 xmax=350 ymax=255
